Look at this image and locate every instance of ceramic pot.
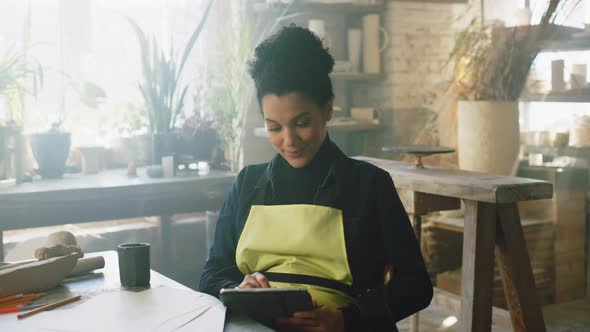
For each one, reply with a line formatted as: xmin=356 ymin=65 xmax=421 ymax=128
xmin=458 ymin=101 xmax=520 ymax=176
xmin=29 ymin=131 xmax=71 ymax=178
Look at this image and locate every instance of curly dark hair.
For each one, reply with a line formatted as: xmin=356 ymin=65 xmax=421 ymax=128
xmin=248 ymin=24 xmax=335 ymax=109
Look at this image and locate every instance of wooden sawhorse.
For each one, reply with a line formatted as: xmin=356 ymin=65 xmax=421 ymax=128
xmin=358 ymin=157 xmax=553 ymax=332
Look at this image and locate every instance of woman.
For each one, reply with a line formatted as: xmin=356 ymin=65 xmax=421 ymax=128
xmin=200 ymin=25 xmax=432 ymax=331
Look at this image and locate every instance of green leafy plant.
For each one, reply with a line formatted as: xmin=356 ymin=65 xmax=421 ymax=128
xmin=47 ymin=75 xmax=107 ymax=132
xmin=204 ymin=1 xmax=297 ymax=171
xmin=0 ymin=48 xmax=43 ymax=124
xmin=0 ymin=2 xmax=42 ymax=126
xmin=127 ymin=0 xmax=213 ymax=134
xmin=445 ymin=0 xmax=567 ymax=101
xmin=413 ymin=0 xmax=574 ymax=152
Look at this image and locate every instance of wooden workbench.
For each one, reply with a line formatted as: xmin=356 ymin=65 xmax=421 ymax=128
xmin=0 ymin=168 xmax=235 ymax=264
xmin=357 ymin=157 xmax=553 ymax=332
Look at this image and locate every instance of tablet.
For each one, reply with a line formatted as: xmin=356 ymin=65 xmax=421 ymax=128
xmin=219 ymin=288 xmax=313 ymax=325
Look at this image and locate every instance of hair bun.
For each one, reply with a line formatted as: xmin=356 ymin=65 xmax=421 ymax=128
xmin=249 ymin=24 xmax=335 ymax=107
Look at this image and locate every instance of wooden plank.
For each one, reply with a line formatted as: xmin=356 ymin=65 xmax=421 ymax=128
xmin=495 ymin=203 xmax=546 ymax=332
xmin=398 ymin=190 xmax=460 ymax=215
xmin=427 ymin=214 xmax=552 ymax=232
xmin=253 ymin=2 xmax=385 ymax=14
xmin=460 ymin=200 xmax=497 ymax=332
xmin=356 ymin=157 xmax=553 ymax=203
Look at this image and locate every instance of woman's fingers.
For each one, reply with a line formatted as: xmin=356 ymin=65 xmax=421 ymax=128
xmin=238 ymin=272 xmax=270 ymax=288
xmin=238 ymin=275 xmax=259 ymax=288
xmin=252 ymin=272 xmax=271 ymax=288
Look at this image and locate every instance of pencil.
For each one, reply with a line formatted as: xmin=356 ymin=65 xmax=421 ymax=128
xmin=0 ymin=294 xmax=43 ymax=305
xmin=0 ymin=300 xmax=32 ymax=309
xmin=17 ymin=295 xmax=81 ymax=320
xmin=0 ymin=296 xmax=44 ymax=308
xmin=0 ymin=304 xmax=46 ymax=315
xmin=0 ymin=293 xmax=45 ymax=304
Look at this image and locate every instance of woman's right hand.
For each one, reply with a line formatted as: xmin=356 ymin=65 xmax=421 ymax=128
xmin=238 ymin=272 xmax=271 ymax=288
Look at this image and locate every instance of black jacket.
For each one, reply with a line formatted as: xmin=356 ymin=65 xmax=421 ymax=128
xmin=200 ymin=141 xmax=432 ymax=330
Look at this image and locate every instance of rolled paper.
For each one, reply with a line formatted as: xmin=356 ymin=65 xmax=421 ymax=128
xmin=67 ymin=256 xmax=105 ymax=277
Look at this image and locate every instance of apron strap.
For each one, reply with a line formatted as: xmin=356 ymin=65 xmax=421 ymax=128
xmin=264 ymin=272 xmax=355 ymax=296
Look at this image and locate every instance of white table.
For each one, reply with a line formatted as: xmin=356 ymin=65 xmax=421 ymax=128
xmin=0 ymin=251 xmax=273 ymax=331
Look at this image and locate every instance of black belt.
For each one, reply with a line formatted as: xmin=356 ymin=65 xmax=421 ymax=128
xmin=264 ymin=272 xmax=355 ymax=296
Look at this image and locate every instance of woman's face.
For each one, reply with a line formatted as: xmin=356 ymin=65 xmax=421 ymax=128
xmin=262 ymin=92 xmax=333 ymax=168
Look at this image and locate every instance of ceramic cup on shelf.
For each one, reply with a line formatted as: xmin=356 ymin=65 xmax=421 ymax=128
xmin=78 ymin=146 xmax=104 ymax=174
xmin=570 ymin=64 xmax=587 ymax=89
xmin=362 ymin=14 xmax=389 ymax=73
xmin=551 ymin=60 xmax=565 ymax=92
xmin=347 ymin=29 xmax=362 ymax=72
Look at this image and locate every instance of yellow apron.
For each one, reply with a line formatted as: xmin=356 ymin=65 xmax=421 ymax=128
xmin=235 ymin=204 xmax=354 ymax=308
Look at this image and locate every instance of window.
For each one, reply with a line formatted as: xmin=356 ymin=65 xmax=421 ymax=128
xmin=0 ymin=0 xmax=212 ymax=147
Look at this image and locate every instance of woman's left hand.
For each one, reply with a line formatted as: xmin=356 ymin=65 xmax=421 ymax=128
xmin=275 ymin=306 xmax=344 ymax=332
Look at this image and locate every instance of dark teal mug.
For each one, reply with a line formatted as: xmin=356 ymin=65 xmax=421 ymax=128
xmin=117 ymin=243 xmax=151 ymax=287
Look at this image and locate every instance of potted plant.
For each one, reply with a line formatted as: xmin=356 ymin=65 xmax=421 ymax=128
xmin=29 ymin=81 xmax=106 ymax=178
xmin=177 ymin=93 xmax=220 ymax=165
xmin=127 ymin=0 xmax=213 ymax=165
xmin=431 ymin=0 xmax=571 ymax=175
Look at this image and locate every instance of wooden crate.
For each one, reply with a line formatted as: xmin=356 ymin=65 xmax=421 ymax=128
xmin=425 ymin=214 xmax=555 ymax=308
xmin=436 ymin=266 xmax=554 ymax=309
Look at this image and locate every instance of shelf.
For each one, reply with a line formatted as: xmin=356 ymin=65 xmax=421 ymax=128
xmin=327 ymin=119 xmax=383 ymax=132
xmin=521 ymin=88 xmax=590 ymax=103
xmin=252 ymin=120 xmax=383 ymax=138
xmin=523 ymin=145 xmax=590 ymax=159
xmin=494 ymin=24 xmax=590 ymax=52
xmin=539 ymin=26 xmax=590 ymax=52
xmin=330 ymin=72 xmax=384 ymax=81
xmin=253 ymin=2 xmax=385 ymax=15
xmin=541 ymin=37 xmax=590 ymax=52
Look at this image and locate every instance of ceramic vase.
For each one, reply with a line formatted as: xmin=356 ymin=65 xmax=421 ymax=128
xmin=458 ymin=101 xmax=520 ymax=176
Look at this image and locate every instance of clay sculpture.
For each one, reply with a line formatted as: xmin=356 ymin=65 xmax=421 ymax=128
xmin=35 ymin=244 xmax=83 ymax=260
xmin=0 ymin=254 xmax=78 ymax=297
xmin=0 ymin=231 xmax=106 ymax=297
xmin=46 ymin=231 xmax=78 ymax=246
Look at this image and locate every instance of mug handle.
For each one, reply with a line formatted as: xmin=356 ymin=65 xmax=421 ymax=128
xmin=379 ymin=27 xmax=389 ymax=53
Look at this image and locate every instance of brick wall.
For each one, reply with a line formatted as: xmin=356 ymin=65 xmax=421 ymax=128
xmin=363 ymin=1 xmax=520 ymax=160
xmin=364 ymin=1 xmax=474 ymax=158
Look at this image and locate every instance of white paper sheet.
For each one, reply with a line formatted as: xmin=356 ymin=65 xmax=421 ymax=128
xmin=3 ymin=287 xmax=225 ymax=332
